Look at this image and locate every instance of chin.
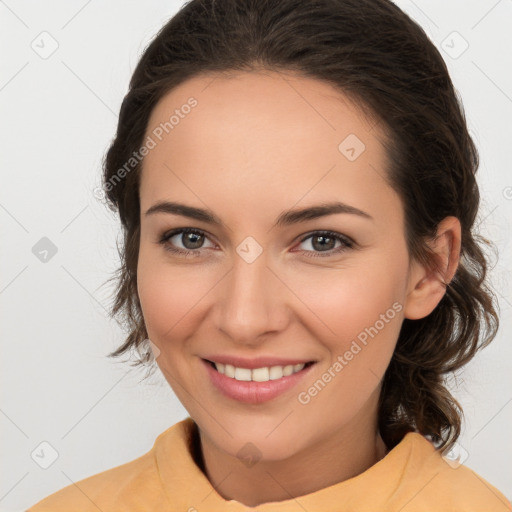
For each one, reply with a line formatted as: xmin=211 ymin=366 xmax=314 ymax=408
xmin=196 ymin=412 xmax=317 ymax=463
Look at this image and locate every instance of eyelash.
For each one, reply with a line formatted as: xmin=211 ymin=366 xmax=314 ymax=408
xmin=158 ymin=228 xmax=354 ymax=258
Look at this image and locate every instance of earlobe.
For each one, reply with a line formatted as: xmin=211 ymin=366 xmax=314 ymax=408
xmin=403 ymin=216 xmax=461 ymax=320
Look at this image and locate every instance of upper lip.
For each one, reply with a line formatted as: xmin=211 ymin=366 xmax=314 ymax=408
xmin=202 ymin=354 xmax=315 ymax=369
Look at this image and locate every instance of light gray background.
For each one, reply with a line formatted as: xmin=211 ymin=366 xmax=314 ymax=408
xmin=1 ymin=1 xmax=511 ymax=510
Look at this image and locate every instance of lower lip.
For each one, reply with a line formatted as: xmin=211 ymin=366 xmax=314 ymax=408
xmin=202 ymin=359 xmax=315 ymax=404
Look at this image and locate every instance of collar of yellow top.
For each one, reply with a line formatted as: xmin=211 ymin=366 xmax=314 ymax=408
xmin=153 ymin=417 xmax=471 ymax=511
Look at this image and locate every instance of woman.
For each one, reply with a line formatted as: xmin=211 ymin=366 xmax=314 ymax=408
xmin=28 ymin=0 xmax=511 ymax=510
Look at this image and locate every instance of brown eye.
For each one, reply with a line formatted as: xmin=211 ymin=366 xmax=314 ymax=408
xmin=177 ymin=230 xmax=204 ymax=249
xmin=159 ymin=228 xmax=216 ymax=256
xmin=297 ymin=231 xmax=354 ymax=258
xmin=311 ymin=234 xmax=337 ymax=251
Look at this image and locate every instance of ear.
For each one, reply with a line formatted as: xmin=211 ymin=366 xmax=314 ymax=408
xmin=403 ymin=216 xmax=461 ymax=320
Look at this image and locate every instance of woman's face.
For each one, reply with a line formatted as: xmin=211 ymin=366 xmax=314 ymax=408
xmin=137 ymin=70 xmax=424 ymax=461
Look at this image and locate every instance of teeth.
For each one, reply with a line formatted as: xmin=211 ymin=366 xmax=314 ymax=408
xmin=234 ymin=367 xmax=252 ymax=381
xmin=283 ymin=365 xmax=294 ymax=376
xmin=269 ymin=366 xmax=283 ymax=380
xmin=224 ymin=364 xmax=235 ymax=378
xmin=252 ymin=367 xmax=270 ymax=382
xmin=214 ymin=361 xmax=307 ymax=382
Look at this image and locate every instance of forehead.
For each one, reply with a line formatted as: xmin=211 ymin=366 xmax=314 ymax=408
xmin=140 ymin=70 xmax=401 ymax=227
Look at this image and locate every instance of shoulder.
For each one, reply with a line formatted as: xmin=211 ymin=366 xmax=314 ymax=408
xmin=25 ymin=421 xmax=184 ymax=512
xmin=397 ymin=433 xmax=511 ymax=511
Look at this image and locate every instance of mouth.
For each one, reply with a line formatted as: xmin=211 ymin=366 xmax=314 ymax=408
xmin=201 ymin=358 xmax=317 ymax=404
xmin=204 ymin=359 xmax=316 ymax=382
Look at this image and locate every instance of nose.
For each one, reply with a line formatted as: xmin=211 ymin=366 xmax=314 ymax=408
xmin=214 ymin=248 xmax=289 ymax=346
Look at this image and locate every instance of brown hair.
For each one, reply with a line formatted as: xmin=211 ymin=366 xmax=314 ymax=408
xmin=101 ymin=0 xmax=499 ymax=452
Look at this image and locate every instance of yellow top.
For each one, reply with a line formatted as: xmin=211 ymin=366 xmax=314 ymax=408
xmin=27 ymin=417 xmax=511 ymax=511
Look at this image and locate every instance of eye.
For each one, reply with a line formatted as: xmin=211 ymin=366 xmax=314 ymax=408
xmin=158 ymin=228 xmax=354 ymax=258
xmin=158 ymin=228 xmax=216 ymax=257
xmin=295 ymin=230 xmax=354 ymax=258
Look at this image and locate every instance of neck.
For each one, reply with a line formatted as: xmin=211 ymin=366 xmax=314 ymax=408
xmin=195 ymin=395 xmax=388 ymax=507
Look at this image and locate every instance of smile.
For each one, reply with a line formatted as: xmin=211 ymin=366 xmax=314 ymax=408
xmin=202 ymin=358 xmax=316 ymax=404
xmin=209 ymin=360 xmax=313 ymax=382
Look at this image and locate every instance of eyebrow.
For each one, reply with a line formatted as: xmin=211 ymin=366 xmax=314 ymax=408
xmin=145 ymin=200 xmax=373 ymax=227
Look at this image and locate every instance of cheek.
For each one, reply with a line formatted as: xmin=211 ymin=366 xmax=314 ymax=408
xmin=289 ymin=255 xmax=407 ymax=406
xmin=291 ymin=260 xmax=406 ymax=347
xmin=136 ymin=245 xmax=205 ymax=343
xmin=292 ymin=254 xmax=408 ymax=412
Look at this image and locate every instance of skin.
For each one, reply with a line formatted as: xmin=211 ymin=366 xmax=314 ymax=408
xmin=136 ymin=69 xmax=461 ymax=507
